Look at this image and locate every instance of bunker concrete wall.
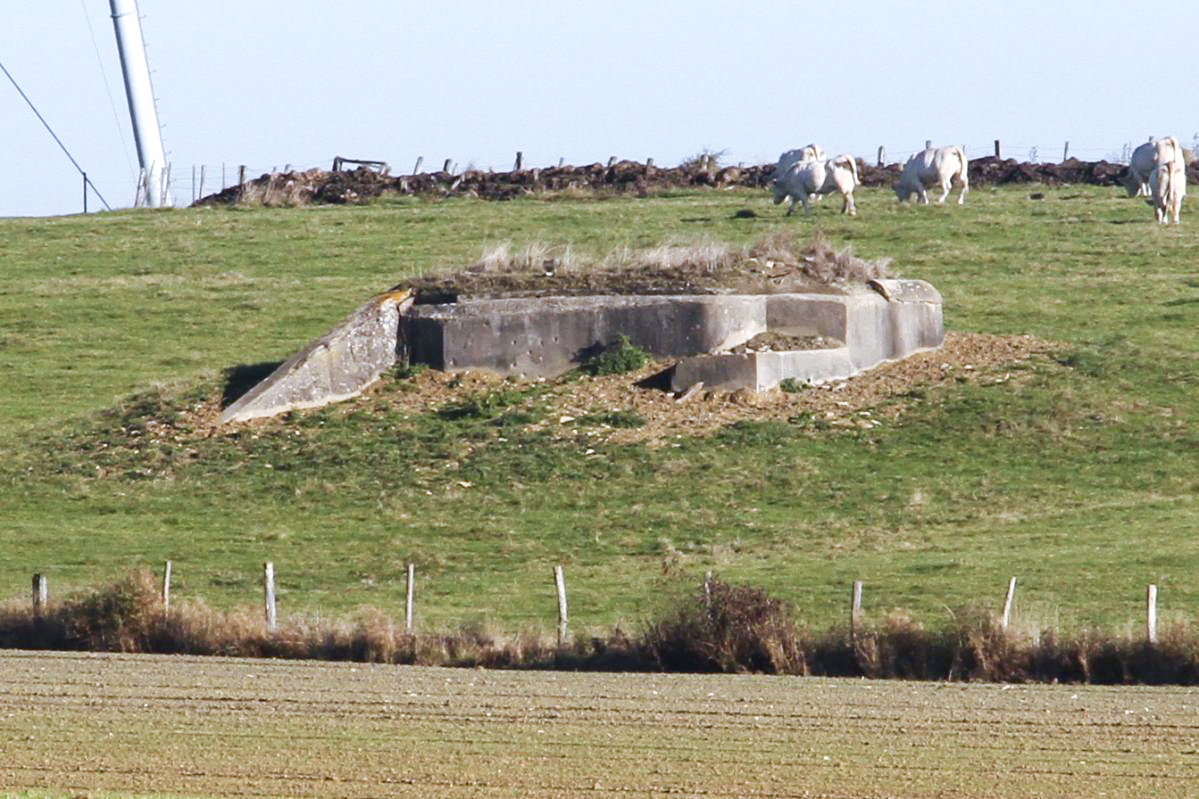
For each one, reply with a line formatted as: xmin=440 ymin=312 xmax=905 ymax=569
xmin=405 ymin=281 xmax=942 ymax=393
xmin=402 ymin=295 xmax=767 ymax=377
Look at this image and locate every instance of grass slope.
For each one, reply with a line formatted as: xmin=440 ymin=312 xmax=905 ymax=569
xmin=1 ymin=185 xmax=1196 ymax=633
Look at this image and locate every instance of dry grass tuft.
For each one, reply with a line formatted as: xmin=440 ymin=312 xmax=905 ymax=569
xmin=417 ymin=233 xmax=891 ymax=300
xmin=751 ymin=230 xmax=890 ymax=283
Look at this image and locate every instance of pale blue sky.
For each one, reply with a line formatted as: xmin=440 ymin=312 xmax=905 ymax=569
xmin=4 ymin=0 xmax=1198 ymax=217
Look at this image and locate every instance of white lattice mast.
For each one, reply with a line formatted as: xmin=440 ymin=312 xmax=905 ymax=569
xmin=110 ymin=0 xmax=171 ymax=207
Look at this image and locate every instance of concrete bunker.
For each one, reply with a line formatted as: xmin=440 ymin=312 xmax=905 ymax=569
xmin=220 ymin=277 xmax=943 ymax=425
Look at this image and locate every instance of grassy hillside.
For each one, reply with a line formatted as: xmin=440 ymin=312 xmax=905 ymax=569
xmin=1 ymin=185 xmax=1196 ymax=634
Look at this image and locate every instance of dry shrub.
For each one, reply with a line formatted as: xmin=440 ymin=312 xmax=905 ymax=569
xmin=809 ymin=609 xmax=1018 ymax=680
xmin=641 ymin=578 xmax=806 ymax=674
xmin=942 ymin=608 xmax=1026 ymax=681
xmin=1048 ymin=624 xmax=1199 ymax=685
xmin=866 ymin=611 xmax=955 ymax=679
xmin=751 ymin=230 xmax=890 ymax=283
xmin=0 ymin=570 xmax=165 ymax=652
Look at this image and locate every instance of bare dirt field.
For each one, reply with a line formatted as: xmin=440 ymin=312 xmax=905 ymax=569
xmin=3 ymin=650 xmax=1197 ymax=798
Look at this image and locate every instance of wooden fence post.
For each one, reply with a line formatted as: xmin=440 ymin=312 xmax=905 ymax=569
xmin=514 ymin=151 xmax=523 ymax=171
xmin=1062 ymin=141 xmax=1070 ymax=162
xmin=1001 ymin=577 xmax=1017 ymax=631
xmin=554 ymin=565 xmax=568 ymax=647
xmin=162 ymin=560 xmax=172 ymax=615
xmin=264 ymin=562 xmax=277 ymax=633
xmin=199 ymin=165 xmax=207 ymax=200
xmin=877 ymin=146 xmax=885 ymax=167
xmin=238 ymin=165 xmax=247 ymax=188
xmin=850 ymin=581 xmax=863 ymax=643
xmin=82 ymin=173 xmax=88 ymax=214
xmin=924 ymin=139 xmax=932 ymax=150
xmin=1147 ymin=584 xmax=1158 ymax=644
xmin=994 ymin=140 xmax=1001 ymax=159
xmin=412 ymin=156 xmax=423 ymax=175
xmin=405 ymin=563 xmax=415 ymax=633
xmin=32 ymin=574 xmax=47 ymax=616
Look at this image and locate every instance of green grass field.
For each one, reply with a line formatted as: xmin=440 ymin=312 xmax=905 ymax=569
xmin=1 ymin=184 xmax=1196 ymax=634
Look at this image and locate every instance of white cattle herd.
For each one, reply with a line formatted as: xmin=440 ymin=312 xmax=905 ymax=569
xmin=771 ymin=145 xmax=860 ymax=217
xmin=771 ymin=137 xmax=1188 ymax=223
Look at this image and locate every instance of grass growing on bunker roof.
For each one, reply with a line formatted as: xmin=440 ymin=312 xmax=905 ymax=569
xmin=403 ymin=229 xmax=890 ymax=300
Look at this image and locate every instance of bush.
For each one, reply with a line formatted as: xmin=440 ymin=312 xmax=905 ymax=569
xmin=640 ymin=578 xmax=806 ymax=675
xmin=582 ymin=335 xmax=650 ymax=377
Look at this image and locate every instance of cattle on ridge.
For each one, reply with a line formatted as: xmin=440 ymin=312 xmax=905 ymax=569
xmin=774 ymin=144 xmax=827 ymax=178
xmin=772 ymin=154 xmax=859 ymax=216
xmin=1147 ymin=135 xmax=1186 ymax=224
xmin=894 ymin=145 xmax=970 ymax=205
xmin=1120 ymin=138 xmax=1158 ymax=198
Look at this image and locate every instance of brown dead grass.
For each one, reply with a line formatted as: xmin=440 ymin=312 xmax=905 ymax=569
xmin=7 ymin=571 xmax=1199 ymax=683
xmin=404 ymin=231 xmax=889 ymax=300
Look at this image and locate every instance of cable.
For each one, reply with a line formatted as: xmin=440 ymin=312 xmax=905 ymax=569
xmin=0 ymin=59 xmax=112 ymax=211
xmin=80 ymin=0 xmax=136 ymax=184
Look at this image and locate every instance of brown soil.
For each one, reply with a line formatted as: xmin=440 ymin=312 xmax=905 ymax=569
xmin=5 ymin=651 xmax=1194 ymax=798
xmin=342 ymin=331 xmax=1057 ymax=446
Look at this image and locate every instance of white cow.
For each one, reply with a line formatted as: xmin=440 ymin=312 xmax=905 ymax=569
xmin=774 ymin=143 xmax=827 ymax=177
xmin=894 ymin=145 xmax=970 ymax=205
xmin=1120 ymin=138 xmax=1157 ymax=198
xmin=1147 ymin=135 xmax=1186 ymax=224
xmin=772 ymin=154 xmax=859 ymax=216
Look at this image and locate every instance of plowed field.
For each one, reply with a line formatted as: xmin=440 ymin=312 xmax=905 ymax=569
xmin=2 ymin=651 xmax=1198 ymax=798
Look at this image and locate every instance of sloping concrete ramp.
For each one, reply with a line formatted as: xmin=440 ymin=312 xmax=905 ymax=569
xmin=221 ymin=280 xmax=941 ymax=423
xmin=221 ymin=290 xmax=412 ymax=424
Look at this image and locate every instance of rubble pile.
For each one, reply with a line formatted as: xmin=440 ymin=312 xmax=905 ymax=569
xmin=193 ymin=156 xmax=1196 ymax=207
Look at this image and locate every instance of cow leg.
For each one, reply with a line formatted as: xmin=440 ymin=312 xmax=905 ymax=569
xmin=936 ymin=181 xmax=951 ymax=205
xmin=841 ymin=191 xmax=856 ymax=216
xmin=917 ymin=187 xmax=929 ymax=205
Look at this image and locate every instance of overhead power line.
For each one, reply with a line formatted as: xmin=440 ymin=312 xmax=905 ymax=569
xmin=0 ymin=59 xmax=112 ymax=211
xmin=80 ymin=0 xmax=136 ymax=183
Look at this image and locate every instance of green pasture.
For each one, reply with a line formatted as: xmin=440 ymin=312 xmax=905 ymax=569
xmin=0 ymin=184 xmax=1196 ymax=633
